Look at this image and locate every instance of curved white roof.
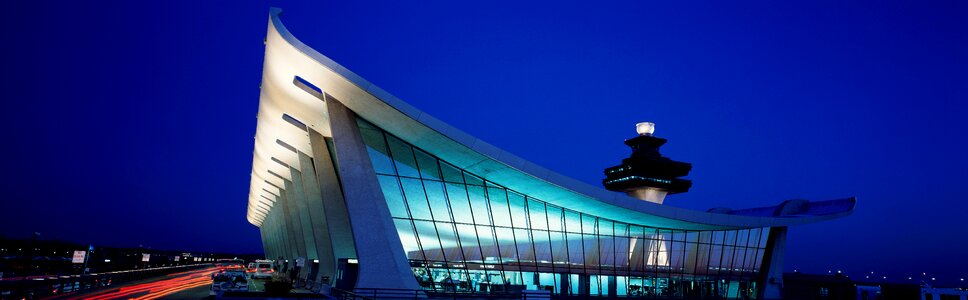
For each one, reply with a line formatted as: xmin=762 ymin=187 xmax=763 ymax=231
xmin=247 ymin=8 xmax=855 ymax=229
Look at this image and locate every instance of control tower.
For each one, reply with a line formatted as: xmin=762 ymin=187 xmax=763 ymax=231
xmin=603 ymin=122 xmax=692 ymax=204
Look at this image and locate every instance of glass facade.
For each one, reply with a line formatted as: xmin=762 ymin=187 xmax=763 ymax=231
xmin=358 ymin=119 xmax=770 ymax=299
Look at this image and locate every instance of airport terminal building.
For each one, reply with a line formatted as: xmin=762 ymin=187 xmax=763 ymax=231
xmin=246 ymin=8 xmax=855 ymax=299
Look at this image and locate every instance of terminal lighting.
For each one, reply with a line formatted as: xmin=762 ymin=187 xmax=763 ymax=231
xmin=635 ymin=122 xmax=655 ymax=136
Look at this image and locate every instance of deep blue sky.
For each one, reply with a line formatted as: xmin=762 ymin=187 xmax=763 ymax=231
xmin=2 ymin=0 xmax=965 ymax=282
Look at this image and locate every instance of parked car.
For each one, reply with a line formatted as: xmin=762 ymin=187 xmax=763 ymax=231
xmin=210 ymin=270 xmax=248 ymax=297
xmin=250 ymin=260 xmax=274 ymax=279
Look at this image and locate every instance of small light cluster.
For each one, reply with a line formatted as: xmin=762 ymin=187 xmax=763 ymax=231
xmin=606 ymin=166 xmax=633 ymax=174
xmin=605 ymin=175 xmax=673 ymax=185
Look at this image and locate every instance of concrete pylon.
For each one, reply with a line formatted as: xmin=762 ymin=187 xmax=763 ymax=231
xmin=758 ymin=227 xmax=788 ymax=300
xmin=308 ymin=129 xmax=357 ymax=284
xmin=325 ymin=95 xmax=421 ymax=292
xmin=287 ymin=165 xmax=318 ymax=280
xmin=280 ymin=178 xmax=308 ymax=266
xmin=296 ymin=150 xmax=338 ymax=284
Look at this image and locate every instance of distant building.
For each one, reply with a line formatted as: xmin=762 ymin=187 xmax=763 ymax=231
xmin=781 ymin=272 xmax=968 ymax=300
xmin=921 ymin=287 xmax=968 ymax=300
xmin=246 ymin=7 xmax=856 ymax=299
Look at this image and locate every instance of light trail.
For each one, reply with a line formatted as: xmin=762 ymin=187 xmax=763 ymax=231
xmin=62 ymin=267 xmax=218 ymax=300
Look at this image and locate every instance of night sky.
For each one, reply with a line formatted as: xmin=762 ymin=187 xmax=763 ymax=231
xmin=2 ymin=1 xmax=965 ymax=282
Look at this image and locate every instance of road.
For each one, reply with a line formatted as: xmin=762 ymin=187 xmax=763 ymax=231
xmin=60 ymin=267 xmax=220 ymax=300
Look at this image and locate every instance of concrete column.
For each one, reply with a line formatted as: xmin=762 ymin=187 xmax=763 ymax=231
xmin=297 ymin=151 xmax=337 ymax=284
xmin=272 ymin=211 xmax=286 ymax=262
xmin=579 ymin=274 xmax=590 ymax=296
xmin=287 ymin=166 xmax=318 ymax=280
xmin=608 ymin=275 xmax=617 ymax=297
xmin=275 ymin=192 xmax=297 ymax=265
xmin=260 ymin=227 xmax=270 ymax=258
xmin=325 ymin=95 xmax=421 ymax=291
xmin=559 ymin=273 xmax=570 ymax=295
xmin=281 ymin=179 xmax=308 ymax=264
xmin=758 ymin=227 xmax=788 ymax=300
xmin=265 ymin=213 xmax=276 ymax=259
xmin=308 ymin=129 xmax=358 ymax=284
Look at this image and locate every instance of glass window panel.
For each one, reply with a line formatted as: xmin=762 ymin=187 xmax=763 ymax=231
xmin=488 ymin=188 xmax=512 ymax=227
xmin=456 ymin=224 xmax=482 ymax=262
xmin=725 ymin=230 xmax=738 ymax=246
xmin=708 ymin=245 xmax=723 ymax=270
xmin=757 ymin=228 xmax=771 ymax=248
xmin=752 ymin=249 xmax=765 ymax=270
xmin=737 ymin=230 xmax=750 ymax=248
xmin=722 ymin=246 xmax=737 ymax=272
xmin=400 ymin=177 xmax=432 ymax=220
xmin=599 ymin=235 xmax=615 ymax=267
xmin=506 ymin=191 xmax=529 ymax=229
xmin=394 ymin=219 xmax=424 ymax=260
xmin=435 ymin=221 xmax=464 ymax=262
xmin=673 ymin=230 xmax=686 ymax=242
xmin=581 ymin=215 xmax=597 ymax=235
xmin=615 ymin=223 xmax=629 ymax=237
xmin=439 ymin=161 xmax=464 ymax=184
xmin=584 ymin=233 xmax=600 ymax=268
xmin=615 ymin=236 xmax=631 ymax=271
xmin=423 ymin=180 xmax=452 ymax=222
xmin=549 ymin=230 xmax=569 ymax=264
xmin=413 ymin=149 xmax=441 ymax=180
xmin=386 ymin=135 xmax=420 ymax=178
xmin=444 ymin=182 xmax=473 ymax=223
xmin=466 ymin=185 xmax=491 ymax=226
xmin=463 ymin=172 xmax=484 ymax=186
xmin=377 ymin=175 xmax=408 ymax=218
xmin=546 ymin=205 xmax=563 ymax=232
xmin=358 ymin=126 xmax=395 ymax=175
xmin=514 ymin=228 xmax=536 ymax=263
xmin=476 ymin=226 xmax=500 ymax=263
xmin=495 ymin=227 xmax=518 ymax=261
xmin=531 ymin=230 xmax=553 ymax=263
xmin=599 ymin=220 xmax=614 ymax=236
xmin=528 ymin=199 xmax=548 ymax=230
xmin=564 ymin=211 xmax=582 ymax=233
xmin=713 ymin=231 xmax=726 ymax=246
xmin=566 ymin=233 xmax=585 ymax=267
xmin=413 ymin=220 xmax=444 ymax=261
xmin=686 ymin=231 xmax=699 ymax=245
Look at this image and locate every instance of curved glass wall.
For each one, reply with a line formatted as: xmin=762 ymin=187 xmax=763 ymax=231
xmin=358 ymin=119 xmax=769 ymax=299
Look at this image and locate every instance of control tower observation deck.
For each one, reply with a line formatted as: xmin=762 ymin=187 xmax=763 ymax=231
xmin=603 ymin=122 xmax=692 ymax=204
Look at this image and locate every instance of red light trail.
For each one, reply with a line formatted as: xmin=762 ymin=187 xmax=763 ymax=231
xmin=57 ymin=267 xmax=218 ymax=300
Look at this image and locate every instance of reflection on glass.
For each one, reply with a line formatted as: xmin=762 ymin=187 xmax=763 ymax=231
xmin=358 ymin=118 xmax=770 ymax=298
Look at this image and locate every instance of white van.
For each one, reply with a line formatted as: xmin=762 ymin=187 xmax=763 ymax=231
xmin=250 ymin=259 xmax=275 ymax=279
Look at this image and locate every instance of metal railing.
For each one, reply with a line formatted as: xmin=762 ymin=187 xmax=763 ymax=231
xmin=0 ymin=264 xmax=210 ymax=299
xmin=331 ymin=287 xmax=552 ymax=300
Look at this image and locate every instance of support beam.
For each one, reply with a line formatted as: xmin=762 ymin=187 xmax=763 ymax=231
xmin=325 ymin=95 xmax=421 ymax=291
xmin=758 ymin=227 xmax=788 ymax=300
xmin=309 ymin=129 xmax=357 ymax=284
xmin=288 ymin=166 xmax=318 ymax=280
xmin=281 ymin=179 xmax=308 ymax=265
xmin=297 ymin=150 xmax=338 ymax=284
